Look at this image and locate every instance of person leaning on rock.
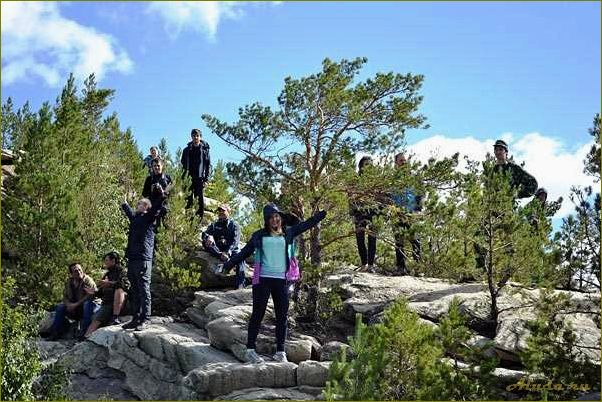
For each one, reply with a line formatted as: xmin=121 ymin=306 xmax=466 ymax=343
xmin=47 ymin=262 xmax=100 ymax=341
xmin=83 ymin=252 xmax=130 ymax=339
xmin=120 ymin=194 xmax=167 ymax=331
xmin=181 ymin=128 xmax=211 ymax=220
xmin=202 ymin=203 xmax=245 ymax=289
xmin=222 ymin=203 xmax=327 ymax=364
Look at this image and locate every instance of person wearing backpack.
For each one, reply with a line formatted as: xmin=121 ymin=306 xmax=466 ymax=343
xmin=222 ymin=203 xmax=326 ymax=364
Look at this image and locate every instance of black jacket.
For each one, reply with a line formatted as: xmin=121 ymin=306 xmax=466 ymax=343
xmin=204 ymin=218 xmax=241 ymax=254
xmin=142 ymin=173 xmax=173 ymax=206
xmin=181 ymin=140 xmax=211 ymax=181
xmin=121 ymin=200 xmax=166 ymax=261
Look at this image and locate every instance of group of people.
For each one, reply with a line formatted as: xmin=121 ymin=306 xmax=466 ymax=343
xmin=46 ymin=134 xmax=550 ymax=363
xmin=350 ymin=139 xmax=552 ymax=276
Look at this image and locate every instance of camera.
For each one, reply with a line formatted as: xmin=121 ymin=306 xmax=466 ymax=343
xmin=151 ymin=183 xmax=164 ymax=198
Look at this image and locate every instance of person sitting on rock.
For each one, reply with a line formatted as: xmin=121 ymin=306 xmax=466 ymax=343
xmin=201 ymin=203 xmax=245 ymax=289
xmin=83 ymin=252 xmax=130 ymax=339
xmin=222 ymin=203 xmax=327 ymax=364
xmin=48 ymin=262 xmax=100 ymax=341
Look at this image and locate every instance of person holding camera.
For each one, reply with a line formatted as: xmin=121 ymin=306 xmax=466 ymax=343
xmin=142 ymin=158 xmax=173 ymax=231
xmin=181 ymin=128 xmax=211 ymax=220
xmin=120 ymin=195 xmax=167 ymax=331
xmin=202 ymin=204 xmax=245 ymax=289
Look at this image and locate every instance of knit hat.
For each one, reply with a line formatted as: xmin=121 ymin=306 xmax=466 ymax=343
xmin=216 ymin=203 xmax=230 ymax=213
xmin=535 ymin=187 xmax=548 ymax=196
xmin=493 ymin=139 xmax=508 ymax=152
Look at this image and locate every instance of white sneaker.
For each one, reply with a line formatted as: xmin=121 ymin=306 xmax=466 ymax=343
xmin=273 ymin=351 xmax=288 ymax=363
xmin=246 ymin=349 xmax=265 ymax=364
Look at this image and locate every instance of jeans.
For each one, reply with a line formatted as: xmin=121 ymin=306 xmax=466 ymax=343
xmin=51 ymin=300 xmax=100 ymax=335
xmin=128 ymin=259 xmax=153 ymax=321
xmin=247 ymin=277 xmax=289 ymax=352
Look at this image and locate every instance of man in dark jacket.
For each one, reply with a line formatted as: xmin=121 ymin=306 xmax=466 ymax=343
xmin=492 ymin=139 xmax=538 ymax=199
xmin=83 ymin=252 xmax=130 ymax=338
xmin=202 ymin=204 xmax=245 ymax=289
xmin=142 ymin=158 xmax=173 ymax=231
xmin=181 ymin=128 xmax=211 ymax=220
xmin=120 ymin=196 xmax=166 ymax=331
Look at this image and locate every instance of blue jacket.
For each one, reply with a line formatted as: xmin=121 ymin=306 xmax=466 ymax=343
xmin=391 ymin=187 xmax=422 ymax=213
xmin=121 ymin=201 xmax=166 ymax=261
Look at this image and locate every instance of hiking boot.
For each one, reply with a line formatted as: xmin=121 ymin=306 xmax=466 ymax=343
xmin=134 ymin=320 xmax=150 ymax=332
xmin=246 ymin=349 xmax=265 ymax=364
xmin=273 ymin=351 xmax=288 ymax=363
xmin=122 ymin=317 xmax=139 ymax=330
xmin=367 ymin=265 xmax=376 ymax=273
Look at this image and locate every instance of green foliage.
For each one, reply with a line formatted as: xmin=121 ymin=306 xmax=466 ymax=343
xmin=1 ymin=277 xmax=69 ymax=401
xmin=420 ymin=298 xmax=499 ymax=400
xmin=203 ymin=57 xmax=428 ymax=264
xmin=584 ymin=113 xmax=600 ymax=182
xmin=326 ymin=298 xmax=501 ymax=401
xmin=154 ymin=145 xmax=202 ymax=294
xmin=2 ymin=75 xmax=145 ymax=306
xmin=205 ymin=160 xmax=235 ymax=207
xmin=521 ymin=288 xmax=600 ymax=400
xmin=326 ymin=299 xmax=440 ymax=400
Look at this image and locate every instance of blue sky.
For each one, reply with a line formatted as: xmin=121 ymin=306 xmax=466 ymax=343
xmin=2 ymin=1 xmax=600 ymax=219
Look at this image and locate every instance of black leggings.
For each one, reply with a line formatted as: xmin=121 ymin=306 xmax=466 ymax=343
xmin=355 ymin=217 xmax=376 ymax=266
xmin=247 ymin=277 xmax=289 ymax=352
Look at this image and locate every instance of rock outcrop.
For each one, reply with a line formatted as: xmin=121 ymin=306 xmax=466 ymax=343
xmin=42 ymin=271 xmax=599 ymax=400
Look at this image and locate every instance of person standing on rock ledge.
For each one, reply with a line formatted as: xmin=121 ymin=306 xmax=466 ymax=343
xmin=120 ymin=195 xmax=167 ymax=331
xmin=222 ymin=203 xmax=327 ymax=364
xmin=181 ymin=128 xmax=211 ymax=221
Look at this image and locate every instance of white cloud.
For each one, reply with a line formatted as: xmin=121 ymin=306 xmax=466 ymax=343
xmin=147 ymin=1 xmax=279 ymax=41
xmin=1 ymin=2 xmax=133 ymax=87
xmin=406 ymin=133 xmax=597 ymax=218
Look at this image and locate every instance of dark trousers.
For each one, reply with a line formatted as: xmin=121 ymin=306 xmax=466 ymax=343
xmin=355 ymin=217 xmax=376 ymax=266
xmin=394 ymin=222 xmax=421 ymax=274
xmin=247 ymin=277 xmax=289 ymax=352
xmin=51 ymin=300 xmax=99 ymax=336
xmin=186 ymin=176 xmax=205 ymax=219
xmin=127 ymin=260 xmax=153 ymax=321
xmin=204 ymin=244 xmax=246 ymax=289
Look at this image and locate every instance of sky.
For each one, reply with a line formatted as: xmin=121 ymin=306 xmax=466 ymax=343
xmin=1 ymin=1 xmax=600 ymax=223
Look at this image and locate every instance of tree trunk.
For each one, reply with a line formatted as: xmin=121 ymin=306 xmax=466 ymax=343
xmin=309 ymin=225 xmax=321 ymax=265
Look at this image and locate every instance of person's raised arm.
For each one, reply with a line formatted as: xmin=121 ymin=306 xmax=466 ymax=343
xmin=289 ymin=210 xmax=327 ymax=238
xmin=223 ymin=235 xmax=256 ymax=271
xmin=121 ymin=198 xmax=135 ymax=222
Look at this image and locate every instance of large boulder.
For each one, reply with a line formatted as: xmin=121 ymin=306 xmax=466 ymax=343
xmin=297 ymin=361 xmax=331 ymax=387
xmin=183 ymin=362 xmax=298 ymax=397
xmin=192 ymin=250 xmax=253 ymax=289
